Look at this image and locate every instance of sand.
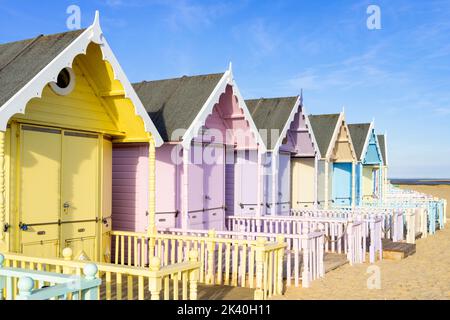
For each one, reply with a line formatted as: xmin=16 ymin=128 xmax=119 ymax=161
xmin=277 ymin=219 xmax=450 ymax=300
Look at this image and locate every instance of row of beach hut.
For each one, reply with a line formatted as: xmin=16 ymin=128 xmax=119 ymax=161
xmin=0 ymin=13 xmax=445 ymax=300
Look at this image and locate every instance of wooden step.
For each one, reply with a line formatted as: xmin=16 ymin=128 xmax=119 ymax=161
xmin=382 ymin=239 xmax=416 ymax=260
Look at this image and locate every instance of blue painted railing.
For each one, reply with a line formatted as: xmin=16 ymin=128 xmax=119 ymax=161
xmin=0 ymin=254 xmax=101 ymax=300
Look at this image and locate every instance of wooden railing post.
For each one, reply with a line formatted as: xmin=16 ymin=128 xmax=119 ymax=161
xmin=346 ymin=219 xmax=354 ymax=265
xmin=16 ymin=277 xmax=34 ymax=300
xmin=206 ymin=230 xmax=216 ymax=285
xmin=81 ymin=264 xmax=99 ymax=300
xmin=188 ymin=250 xmax=199 ymax=300
xmin=418 ymin=208 xmax=427 ymax=238
xmin=62 ymin=247 xmax=73 ymax=275
xmin=276 ymin=236 xmax=284 ymax=295
xmin=254 ymin=237 xmax=266 ymax=300
xmin=405 ymin=210 xmax=415 ymax=244
xmin=302 ymin=236 xmax=311 ymax=288
xmin=444 ymin=200 xmax=447 ymax=225
xmin=148 ymin=256 xmax=162 ymax=300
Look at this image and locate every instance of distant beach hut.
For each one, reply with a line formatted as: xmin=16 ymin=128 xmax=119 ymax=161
xmin=246 ymin=95 xmax=318 ymax=215
xmin=308 ymin=112 xmax=357 ymax=208
xmin=348 ymin=122 xmax=383 ymax=205
xmin=127 ymin=65 xmax=264 ymax=231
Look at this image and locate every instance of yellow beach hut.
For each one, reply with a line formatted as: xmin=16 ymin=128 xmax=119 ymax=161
xmin=0 ymin=12 xmax=163 ymax=262
xmin=308 ymin=112 xmax=357 ymax=208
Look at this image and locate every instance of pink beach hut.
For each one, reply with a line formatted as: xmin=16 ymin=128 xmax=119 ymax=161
xmin=115 ymin=65 xmax=265 ymax=232
xmin=245 ymin=95 xmax=319 ymax=216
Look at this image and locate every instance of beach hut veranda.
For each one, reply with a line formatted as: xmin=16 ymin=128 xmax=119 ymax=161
xmin=245 ymin=96 xmax=319 ymax=215
xmin=308 ymin=113 xmax=357 ymax=208
xmin=123 ymin=66 xmax=265 ymax=232
xmin=0 ymin=13 xmax=163 ymax=262
xmin=348 ymin=122 xmax=383 ymax=205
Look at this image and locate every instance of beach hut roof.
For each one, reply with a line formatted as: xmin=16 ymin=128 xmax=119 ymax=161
xmin=0 ymin=11 xmax=163 ymax=146
xmin=377 ymin=134 xmax=387 ymax=165
xmin=133 ymin=68 xmax=266 ymax=151
xmin=0 ymin=29 xmax=85 ymax=107
xmin=133 ymin=73 xmax=225 ymax=142
xmin=308 ymin=113 xmax=340 ymax=158
xmin=348 ymin=123 xmax=371 ymax=160
xmin=245 ymin=96 xmax=299 ymax=150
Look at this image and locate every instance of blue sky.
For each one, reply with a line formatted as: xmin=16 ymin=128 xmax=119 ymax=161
xmin=1 ymin=0 xmax=449 ymax=178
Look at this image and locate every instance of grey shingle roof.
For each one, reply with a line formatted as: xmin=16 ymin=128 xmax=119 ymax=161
xmin=245 ymin=96 xmax=299 ymax=150
xmin=348 ymin=123 xmax=371 ymax=160
xmin=0 ymin=29 xmax=85 ymax=107
xmin=133 ymin=73 xmax=224 ymax=142
xmin=308 ymin=114 xmax=340 ymax=158
xmin=377 ymin=134 xmax=387 ymax=165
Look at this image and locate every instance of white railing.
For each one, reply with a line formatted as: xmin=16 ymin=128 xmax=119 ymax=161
xmin=110 ymin=231 xmax=286 ymax=300
xmin=226 ymin=215 xmax=369 ymax=264
xmin=0 ymin=254 xmax=100 ymax=300
xmin=162 ymin=228 xmax=325 ymax=288
xmin=0 ymin=248 xmax=200 ymax=300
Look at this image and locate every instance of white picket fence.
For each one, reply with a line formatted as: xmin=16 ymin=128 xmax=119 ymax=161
xmin=161 ymin=228 xmax=325 ymax=288
xmin=225 ymin=215 xmax=376 ymax=264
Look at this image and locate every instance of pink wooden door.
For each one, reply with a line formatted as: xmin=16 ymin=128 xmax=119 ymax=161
xmin=277 ymin=153 xmax=291 ymax=215
xmin=155 ymin=144 xmax=179 ymax=229
xmin=225 ymin=147 xmax=235 ymax=217
xmin=235 ymin=150 xmax=259 ymax=216
xmin=203 ymin=144 xmax=225 ymax=230
xmin=188 ymin=144 xmax=204 ymax=229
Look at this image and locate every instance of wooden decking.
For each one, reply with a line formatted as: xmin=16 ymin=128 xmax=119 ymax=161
xmin=98 ymin=276 xmax=255 ymax=300
xmin=382 ymin=239 xmax=416 ymax=260
xmin=324 ymin=253 xmax=348 ymax=272
xmin=99 ymin=253 xmax=349 ymax=300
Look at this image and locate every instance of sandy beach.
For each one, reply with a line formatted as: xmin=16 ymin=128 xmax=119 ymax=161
xmin=277 ymin=225 xmax=450 ymax=300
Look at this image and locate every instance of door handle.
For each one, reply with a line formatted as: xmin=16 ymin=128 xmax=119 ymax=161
xmin=19 ymin=222 xmax=28 ymax=231
xmin=63 ymin=202 xmax=70 ymax=209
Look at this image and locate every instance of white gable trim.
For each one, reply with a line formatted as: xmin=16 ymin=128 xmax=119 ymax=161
xmin=302 ymin=105 xmax=321 ymax=159
xmin=325 ymin=112 xmax=357 ymax=161
xmin=0 ymin=11 xmax=163 ymax=147
xmin=181 ymin=66 xmax=266 ymax=152
xmin=360 ymin=121 xmax=383 ymax=164
xmin=359 ymin=121 xmax=374 ymax=162
xmin=272 ymin=96 xmax=301 ymax=154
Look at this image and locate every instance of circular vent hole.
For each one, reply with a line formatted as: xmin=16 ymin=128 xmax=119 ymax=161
xmin=50 ymin=67 xmax=75 ymax=95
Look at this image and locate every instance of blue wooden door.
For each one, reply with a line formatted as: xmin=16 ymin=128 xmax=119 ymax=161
xmin=332 ymin=163 xmax=352 ymax=206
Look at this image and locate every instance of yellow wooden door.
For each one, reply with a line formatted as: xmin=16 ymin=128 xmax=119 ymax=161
xmin=60 ymin=131 xmax=99 ymax=261
xmin=291 ymin=158 xmax=315 ymax=209
xmin=19 ymin=125 xmax=61 ymax=258
xmin=362 ymin=166 xmax=374 ymax=201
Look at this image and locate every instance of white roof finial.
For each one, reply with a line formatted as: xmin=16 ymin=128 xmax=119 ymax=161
xmin=94 ymin=10 xmax=100 ymax=27
xmin=89 ymin=10 xmax=103 ymax=44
